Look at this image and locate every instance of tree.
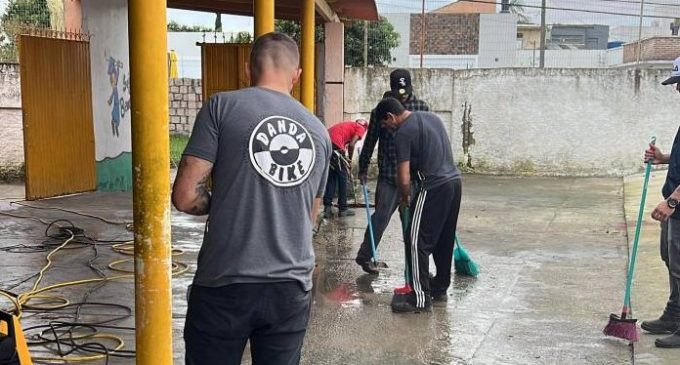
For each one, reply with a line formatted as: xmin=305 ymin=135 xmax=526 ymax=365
xmin=509 ymin=0 xmax=531 ymax=24
xmin=344 ymin=17 xmax=399 ymax=67
xmin=274 ymin=20 xmax=324 ymax=43
xmin=214 ymin=13 xmax=222 ymax=32
xmin=229 ymin=31 xmax=252 ymax=43
xmin=167 ymin=20 xmax=213 ymax=32
xmin=0 ymin=0 xmax=51 ymax=62
xmin=275 ymin=17 xmax=400 ymax=67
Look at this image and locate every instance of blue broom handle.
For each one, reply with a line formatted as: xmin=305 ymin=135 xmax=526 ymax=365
xmin=362 ymin=184 xmax=379 ymax=263
xmin=623 ymin=137 xmax=656 ymax=311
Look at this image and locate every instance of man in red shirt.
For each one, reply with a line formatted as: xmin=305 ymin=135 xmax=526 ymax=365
xmin=324 ymin=119 xmax=368 ymax=217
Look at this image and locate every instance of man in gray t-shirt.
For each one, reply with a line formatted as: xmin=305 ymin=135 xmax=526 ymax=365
xmin=376 ymin=97 xmax=463 ymax=313
xmin=172 ymin=33 xmax=331 ymax=365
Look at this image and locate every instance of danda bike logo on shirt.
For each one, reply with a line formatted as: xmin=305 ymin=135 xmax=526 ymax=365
xmin=249 ymin=116 xmax=316 ymax=187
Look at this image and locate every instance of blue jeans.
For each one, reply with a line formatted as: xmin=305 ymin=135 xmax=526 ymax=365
xmin=323 ymin=156 xmax=349 ymax=211
xmin=184 ymin=282 xmax=311 ymax=365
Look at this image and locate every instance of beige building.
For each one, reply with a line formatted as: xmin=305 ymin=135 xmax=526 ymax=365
xmin=517 ymin=24 xmax=543 ymax=50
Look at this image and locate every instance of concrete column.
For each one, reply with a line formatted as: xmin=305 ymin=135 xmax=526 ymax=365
xmin=128 ymin=0 xmax=173 ymax=364
xmin=300 ymin=0 xmax=315 ymax=112
xmin=323 ymin=22 xmax=344 ymax=126
xmin=63 ymin=0 xmax=82 ymax=31
xmin=254 ymin=0 xmax=275 ymax=37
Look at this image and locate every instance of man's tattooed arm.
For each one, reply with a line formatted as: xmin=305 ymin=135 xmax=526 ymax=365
xmin=172 ymin=156 xmax=214 ymax=216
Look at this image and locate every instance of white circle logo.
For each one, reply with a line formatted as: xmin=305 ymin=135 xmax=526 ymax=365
xmin=249 ymin=116 xmax=316 ymax=187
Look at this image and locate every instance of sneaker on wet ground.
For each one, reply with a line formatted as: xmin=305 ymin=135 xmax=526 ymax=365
xmin=391 ymin=294 xmax=432 ymax=313
xmin=323 ymin=206 xmax=334 ymax=218
xmin=641 ymin=318 xmax=680 ymax=335
xmin=429 ymin=275 xmax=448 ymax=302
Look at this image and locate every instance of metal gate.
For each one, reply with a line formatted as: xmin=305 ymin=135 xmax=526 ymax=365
xmin=200 ymin=42 xmax=306 ymax=101
xmin=19 ymin=31 xmax=96 ymax=200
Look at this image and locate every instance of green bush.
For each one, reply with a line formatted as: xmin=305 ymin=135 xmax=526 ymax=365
xmin=170 ymin=135 xmax=189 ymax=167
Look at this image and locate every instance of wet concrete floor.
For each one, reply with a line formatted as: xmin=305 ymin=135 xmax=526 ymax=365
xmin=624 ymin=170 xmax=680 ymax=365
xmin=0 ymin=175 xmax=672 ymax=364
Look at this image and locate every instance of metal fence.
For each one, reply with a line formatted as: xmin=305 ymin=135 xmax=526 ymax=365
xmin=373 ymin=0 xmax=680 ymax=70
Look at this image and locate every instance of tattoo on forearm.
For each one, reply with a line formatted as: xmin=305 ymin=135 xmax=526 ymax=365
xmin=187 ymin=171 xmax=211 ymax=215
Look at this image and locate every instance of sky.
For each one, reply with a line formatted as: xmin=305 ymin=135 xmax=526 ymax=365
xmin=2 ymin=0 xmax=680 ymax=31
xmin=165 ymin=0 xmax=680 ymax=31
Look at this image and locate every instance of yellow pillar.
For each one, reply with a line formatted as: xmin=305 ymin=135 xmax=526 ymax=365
xmin=128 ymin=1 xmax=173 ymax=364
xmin=300 ymin=0 xmax=315 ymax=112
xmin=254 ymin=0 xmax=275 ymax=37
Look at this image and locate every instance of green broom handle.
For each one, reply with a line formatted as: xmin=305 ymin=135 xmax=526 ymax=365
xmin=623 ymin=137 xmax=656 ymax=314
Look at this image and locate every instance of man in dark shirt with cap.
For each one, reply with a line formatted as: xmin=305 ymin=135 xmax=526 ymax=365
xmin=374 ymin=97 xmax=462 ymax=312
xmin=641 ymin=56 xmax=680 ymax=348
xmin=355 ymin=69 xmax=430 ymax=274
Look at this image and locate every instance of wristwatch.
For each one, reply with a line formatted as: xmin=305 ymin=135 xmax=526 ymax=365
xmin=668 ymin=198 xmax=679 ymax=209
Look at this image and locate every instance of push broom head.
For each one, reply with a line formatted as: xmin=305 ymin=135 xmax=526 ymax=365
xmin=454 ymin=245 xmax=480 ymax=277
xmin=603 ymin=313 xmax=639 ymax=342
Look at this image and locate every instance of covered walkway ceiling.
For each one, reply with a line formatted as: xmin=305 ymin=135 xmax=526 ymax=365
xmin=167 ymin=0 xmax=379 ymax=22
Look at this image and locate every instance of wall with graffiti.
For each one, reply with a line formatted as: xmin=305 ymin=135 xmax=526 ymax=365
xmin=82 ymin=0 xmax=132 ymax=191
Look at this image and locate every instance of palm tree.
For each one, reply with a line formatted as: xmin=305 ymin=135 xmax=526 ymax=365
xmin=509 ymin=0 xmax=531 ymax=24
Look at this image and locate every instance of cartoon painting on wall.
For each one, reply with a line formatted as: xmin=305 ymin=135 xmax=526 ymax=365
xmin=106 ymin=56 xmax=130 ymax=137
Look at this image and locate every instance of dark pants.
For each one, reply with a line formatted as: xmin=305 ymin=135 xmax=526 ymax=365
xmin=184 ymin=282 xmax=311 ymax=365
xmin=660 ymin=220 xmax=680 ymax=321
xmin=356 ymin=180 xmax=413 ymax=263
xmin=323 ymin=151 xmax=349 ymax=211
xmin=405 ymin=179 xmax=462 ymax=308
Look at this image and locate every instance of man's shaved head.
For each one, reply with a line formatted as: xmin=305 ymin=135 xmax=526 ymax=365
xmin=250 ymin=32 xmax=300 ymax=84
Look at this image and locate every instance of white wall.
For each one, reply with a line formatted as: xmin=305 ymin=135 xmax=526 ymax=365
xmin=383 ymin=13 xmax=410 ymax=68
xmin=478 ymin=13 xmax=517 ymax=68
xmin=0 ymin=64 xmax=22 ymax=174
xmin=345 ymin=67 xmax=679 ymax=176
xmin=409 ymin=55 xmax=478 ymax=69
xmin=168 ymin=32 xmax=203 ymax=78
xmin=82 ymin=0 xmax=131 ymax=162
xmin=515 ymin=49 xmax=609 ymax=68
xmin=607 ymin=47 xmax=624 ymax=67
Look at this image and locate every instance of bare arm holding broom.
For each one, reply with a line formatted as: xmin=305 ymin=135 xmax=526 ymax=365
xmin=646 ymin=144 xmax=679 ymax=222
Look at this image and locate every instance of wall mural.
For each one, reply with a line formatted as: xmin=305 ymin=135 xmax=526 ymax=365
xmin=106 ymin=56 xmax=130 ymax=137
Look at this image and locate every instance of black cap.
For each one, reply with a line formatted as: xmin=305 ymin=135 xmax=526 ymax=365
xmin=375 ymin=97 xmax=406 ymax=122
xmin=390 ymin=69 xmax=413 ymax=97
xmin=662 ymin=76 xmax=680 ymax=85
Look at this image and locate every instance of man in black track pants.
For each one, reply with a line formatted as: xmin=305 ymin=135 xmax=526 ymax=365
xmin=375 ymin=97 xmax=462 ymax=312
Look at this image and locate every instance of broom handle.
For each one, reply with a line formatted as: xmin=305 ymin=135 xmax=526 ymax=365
xmin=362 ymin=184 xmax=379 ymax=263
xmin=622 ymin=137 xmax=656 ymax=316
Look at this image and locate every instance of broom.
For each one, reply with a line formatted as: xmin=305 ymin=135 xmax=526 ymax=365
xmin=603 ymin=137 xmax=656 ymax=342
xmin=454 ymin=234 xmax=479 ymax=277
xmin=361 ymin=183 xmax=388 ymax=271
